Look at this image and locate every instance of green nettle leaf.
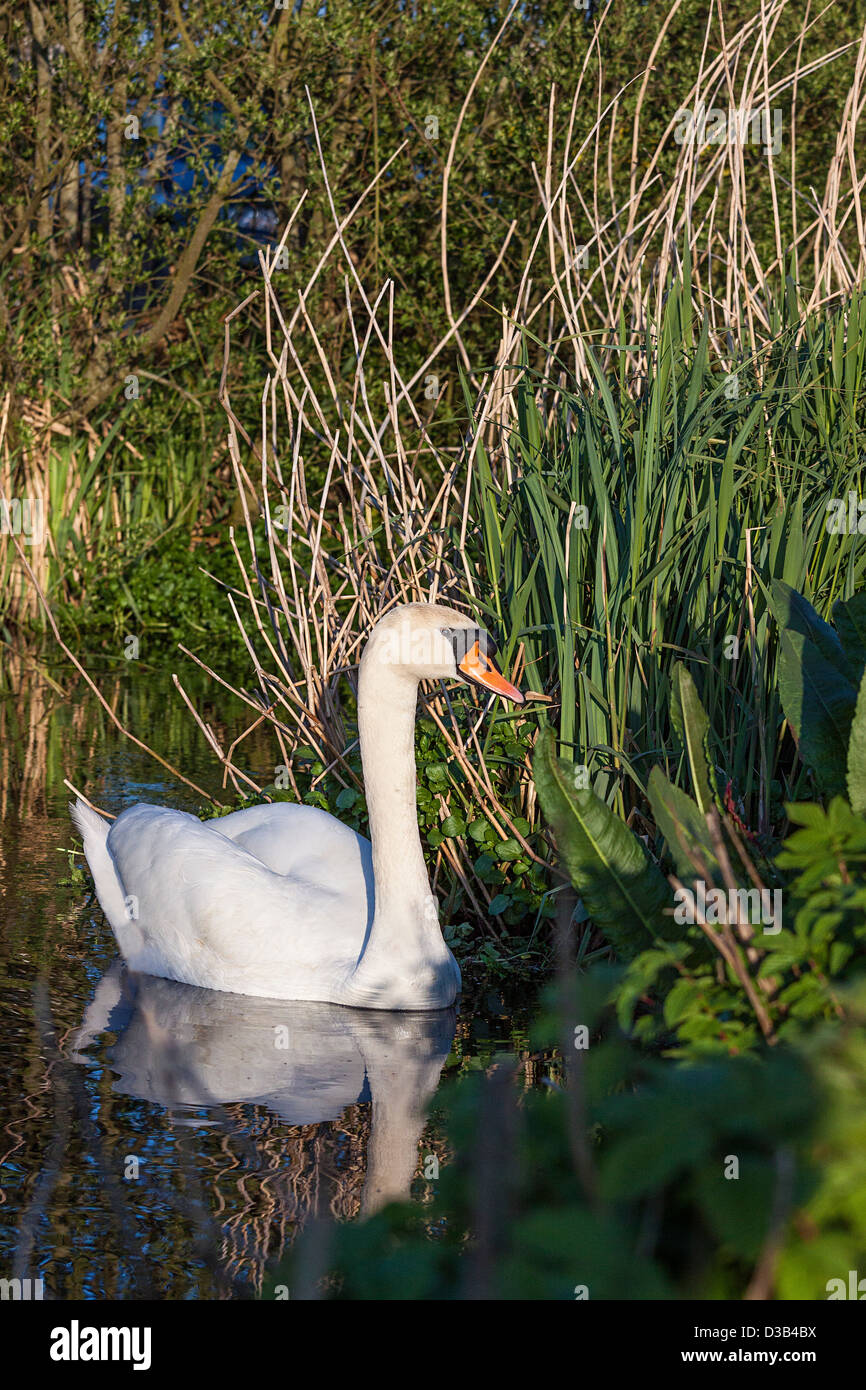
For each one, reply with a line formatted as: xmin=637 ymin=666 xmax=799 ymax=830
xmin=488 ymin=893 xmax=511 ymax=915
xmin=670 ymin=664 xmax=716 ymax=815
xmin=847 ymin=668 xmax=866 ymax=815
xmin=777 ymin=629 xmax=856 ymax=798
xmin=663 ymin=976 xmax=703 ymax=1027
xmin=647 ymin=766 xmax=720 ymax=881
xmin=533 ymin=727 xmax=673 ymax=959
xmin=833 ymin=592 xmax=866 ymax=684
xmin=616 ymin=946 xmax=687 ymax=1030
xmin=770 ymin=579 xmax=852 ymax=680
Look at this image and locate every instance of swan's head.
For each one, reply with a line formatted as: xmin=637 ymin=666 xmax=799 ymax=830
xmin=364 ymin=602 xmax=524 ymax=703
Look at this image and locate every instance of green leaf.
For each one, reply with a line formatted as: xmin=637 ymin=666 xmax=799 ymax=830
xmin=647 ymin=766 xmax=720 ymax=881
xmin=488 ymin=893 xmax=511 ymax=915
xmin=692 ymin=1158 xmax=778 ymax=1259
xmin=616 ymin=946 xmax=686 ymax=1030
xmin=533 ymin=727 xmax=673 ymax=959
xmin=847 ymin=667 xmax=866 ymax=815
xmin=495 ymin=838 xmax=522 ymax=860
xmin=832 ymin=591 xmax=866 ymax=683
xmin=439 ymin=814 xmax=465 ymax=837
xmin=778 ymin=630 xmax=856 ymax=797
xmin=770 ymin=579 xmax=852 ymax=680
xmin=663 ymin=976 xmax=702 ymax=1027
xmin=670 ymin=664 xmax=715 ymax=815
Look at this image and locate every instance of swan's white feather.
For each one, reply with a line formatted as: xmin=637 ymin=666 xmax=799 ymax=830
xmin=87 ymin=802 xmax=373 ymax=1000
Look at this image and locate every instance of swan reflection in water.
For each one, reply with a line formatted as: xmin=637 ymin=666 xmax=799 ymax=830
xmin=70 ymin=962 xmax=456 ymax=1268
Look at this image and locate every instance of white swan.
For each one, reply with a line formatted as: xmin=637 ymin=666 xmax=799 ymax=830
xmin=72 ymin=603 xmax=523 ymax=1010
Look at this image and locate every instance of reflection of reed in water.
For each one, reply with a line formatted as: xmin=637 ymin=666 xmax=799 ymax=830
xmin=0 ymin=652 xmax=276 ymax=831
xmin=212 ymin=1104 xmax=371 ymax=1292
xmin=213 ymin=1104 xmax=452 ymax=1294
xmin=0 ymin=650 xmax=72 ymax=822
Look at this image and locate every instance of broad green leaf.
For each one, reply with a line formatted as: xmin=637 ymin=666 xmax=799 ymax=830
xmin=777 ymin=630 xmax=857 ymax=797
xmin=670 ymin=664 xmax=715 ymax=815
xmin=533 ymin=727 xmax=673 ymax=958
xmin=847 ymin=667 xmax=866 ymax=814
xmin=833 ymin=591 xmax=866 ymax=684
xmin=647 ymin=766 xmax=720 ymax=881
xmin=770 ymin=579 xmax=852 ymax=681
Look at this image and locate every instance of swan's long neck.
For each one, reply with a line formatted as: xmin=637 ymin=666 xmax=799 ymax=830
xmin=344 ymin=628 xmax=459 ymax=1008
xmin=357 ymin=653 xmax=432 ymax=936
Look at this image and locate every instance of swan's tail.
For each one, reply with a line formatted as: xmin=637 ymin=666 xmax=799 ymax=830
xmin=70 ymin=799 xmax=129 ymax=936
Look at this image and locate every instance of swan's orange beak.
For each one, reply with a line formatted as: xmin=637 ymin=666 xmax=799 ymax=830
xmin=458 ymin=640 xmax=524 ymax=704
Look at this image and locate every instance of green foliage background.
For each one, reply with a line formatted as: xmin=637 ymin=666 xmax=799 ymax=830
xmin=3 ymin=0 xmax=866 ymax=652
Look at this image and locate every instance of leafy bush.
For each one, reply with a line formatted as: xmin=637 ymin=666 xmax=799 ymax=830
xmin=532 ymin=581 xmax=866 ymax=1055
xmin=58 ymin=528 xmax=247 ymax=658
xmin=263 ymin=581 xmax=866 ymax=1300
xmin=270 ymin=970 xmax=866 ymax=1300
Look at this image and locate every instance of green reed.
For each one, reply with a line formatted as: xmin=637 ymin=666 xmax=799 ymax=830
xmin=461 ymin=271 xmax=866 ymax=833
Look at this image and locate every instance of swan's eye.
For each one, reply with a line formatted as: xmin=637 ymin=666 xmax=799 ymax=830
xmin=446 ymin=627 xmax=496 ymax=662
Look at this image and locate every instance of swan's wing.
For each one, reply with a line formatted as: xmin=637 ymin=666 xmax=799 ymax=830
xmin=210 ymin=802 xmax=372 ymax=894
xmin=105 ymin=804 xmax=363 ymax=995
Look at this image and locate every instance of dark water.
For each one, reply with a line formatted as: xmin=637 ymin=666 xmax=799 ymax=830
xmin=0 ymin=655 xmax=535 ymax=1299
